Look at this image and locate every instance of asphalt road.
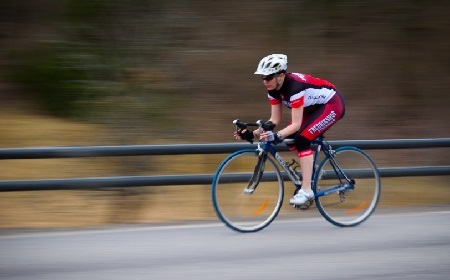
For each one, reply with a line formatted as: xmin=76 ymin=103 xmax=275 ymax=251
xmin=1 ymin=207 xmax=450 ymax=280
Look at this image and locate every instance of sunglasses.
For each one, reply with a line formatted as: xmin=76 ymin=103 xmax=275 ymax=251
xmin=261 ymin=74 xmax=276 ymax=81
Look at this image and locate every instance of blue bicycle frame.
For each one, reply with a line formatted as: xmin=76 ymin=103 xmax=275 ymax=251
xmin=255 ymin=135 xmax=355 ymax=199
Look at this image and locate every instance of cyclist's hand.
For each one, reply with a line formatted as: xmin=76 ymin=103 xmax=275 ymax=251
xmin=260 ymin=131 xmax=281 ymax=143
xmin=234 ymin=129 xmax=254 ymax=143
xmin=260 ymin=131 xmax=274 ymax=141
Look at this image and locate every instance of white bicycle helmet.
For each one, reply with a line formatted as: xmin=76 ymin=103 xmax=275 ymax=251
xmin=254 ymin=54 xmax=288 ymax=75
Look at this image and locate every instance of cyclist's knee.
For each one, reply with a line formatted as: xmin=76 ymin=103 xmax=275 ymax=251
xmin=294 ymin=134 xmax=311 ymax=152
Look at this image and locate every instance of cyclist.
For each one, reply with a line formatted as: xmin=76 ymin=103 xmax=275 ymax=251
xmin=235 ymin=54 xmax=345 ymax=206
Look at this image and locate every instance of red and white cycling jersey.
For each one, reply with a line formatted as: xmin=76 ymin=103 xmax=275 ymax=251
xmin=267 ymin=73 xmax=337 ymax=109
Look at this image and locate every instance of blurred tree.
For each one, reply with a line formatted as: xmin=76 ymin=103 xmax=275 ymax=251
xmin=1 ymin=0 xmax=449 ymax=140
xmin=6 ymin=0 xmax=182 ymax=135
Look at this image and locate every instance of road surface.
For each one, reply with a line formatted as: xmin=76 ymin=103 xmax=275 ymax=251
xmin=1 ymin=206 xmax=449 ymax=279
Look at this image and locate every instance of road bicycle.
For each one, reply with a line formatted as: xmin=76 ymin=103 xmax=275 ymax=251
xmin=211 ymin=120 xmax=381 ymax=233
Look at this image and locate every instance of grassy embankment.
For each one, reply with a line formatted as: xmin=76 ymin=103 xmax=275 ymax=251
xmin=0 ymin=110 xmax=449 ymax=228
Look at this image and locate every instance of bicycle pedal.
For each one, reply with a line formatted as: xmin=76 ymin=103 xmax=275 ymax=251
xmin=293 ymin=200 xmax=313 ymax=210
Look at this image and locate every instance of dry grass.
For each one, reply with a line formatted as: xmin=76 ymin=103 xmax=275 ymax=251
xmin=0 ymin=110 xmax=219 ymax=227
xmin=0 ymin=177 xmax=449 ymax=228
xmin=0 ymin=186 xmax=215 ymax=228
xmin=0 ymin=110 xmax=449 ymax=228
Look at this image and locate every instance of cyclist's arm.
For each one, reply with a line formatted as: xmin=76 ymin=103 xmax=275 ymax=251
xmin=268 ymin=103 xmax=282 ymax=127
xmin=278 ymin=106 xmax=303 ymax=138
xmin=261 ymin=106 xmax=303 ymax=139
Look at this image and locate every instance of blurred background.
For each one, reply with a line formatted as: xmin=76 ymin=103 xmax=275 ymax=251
xmin=0 ymin=0 xmax=449 ymax=228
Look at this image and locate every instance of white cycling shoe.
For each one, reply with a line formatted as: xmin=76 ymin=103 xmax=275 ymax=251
xmin=289 ymin=189 xmax=314 ymax=205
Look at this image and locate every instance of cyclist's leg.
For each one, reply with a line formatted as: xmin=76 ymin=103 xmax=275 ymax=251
xmin=284 ymin=109 xmax=311 ymax=152
xmin=287 ymin=109 xmax=314 ymax=204
xmin=299 ymin=91 xmax=345 ymax=140
xmin=290 ymin=92 xmax=345 ymax=204
xmin=297 ymin=91 xmax=345 ymax=147
xmin=285 ymin=110 xmax=313 ymax=189
xmin=297 ymin=139 xmax=314 ymax=191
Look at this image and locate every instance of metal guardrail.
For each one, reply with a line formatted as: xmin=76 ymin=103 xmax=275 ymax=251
xmin=1 ymin=138 xmax=450 ymax=159
xmin=0 ymin=138 xmax=449 ymax=192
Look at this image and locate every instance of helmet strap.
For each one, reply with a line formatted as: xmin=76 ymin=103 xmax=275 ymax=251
xmin=275 ymin=73 xmax=284 ymax=90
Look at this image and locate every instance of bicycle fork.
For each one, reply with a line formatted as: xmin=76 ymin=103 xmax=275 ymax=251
xmin=243 ymin=151 xmax=267 ymax=194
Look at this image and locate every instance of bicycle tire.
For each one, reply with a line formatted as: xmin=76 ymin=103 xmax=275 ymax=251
xmin=313 ymin=146 xmax=381 ymax=227
xmin=212 ymin=149 xmax=284 ymax=233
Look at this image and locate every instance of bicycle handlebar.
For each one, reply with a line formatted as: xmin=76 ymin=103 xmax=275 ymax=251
xmin=233 ymin=119 xmax=276 ymax=131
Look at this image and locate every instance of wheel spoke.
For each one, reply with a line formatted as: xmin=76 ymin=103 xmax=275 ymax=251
xmin=314 ymin=147 xmax=381 ymax=227
xmin=212 ymin=150 xmax=284 ymax=232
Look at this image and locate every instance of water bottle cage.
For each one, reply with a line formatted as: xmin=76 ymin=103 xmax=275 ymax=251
xmin=289 ymin=159 xmax=300 ymax=171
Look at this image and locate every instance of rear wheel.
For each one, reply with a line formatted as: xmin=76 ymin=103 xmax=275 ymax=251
xmin=313 ymin=147 xmax=381 ymax=227
xmin=212 ymin=150 xmax=284 ymax=233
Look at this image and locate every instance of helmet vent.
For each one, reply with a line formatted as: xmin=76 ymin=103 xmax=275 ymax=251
xmin=254 ymin=54 xmax=288 ymax=75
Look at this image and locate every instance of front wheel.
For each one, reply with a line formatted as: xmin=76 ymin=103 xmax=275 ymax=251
xmin=313 ymin=146 xmax=381 ymax=227
xmin=212 ymin=150 xmax=284 ymax=233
